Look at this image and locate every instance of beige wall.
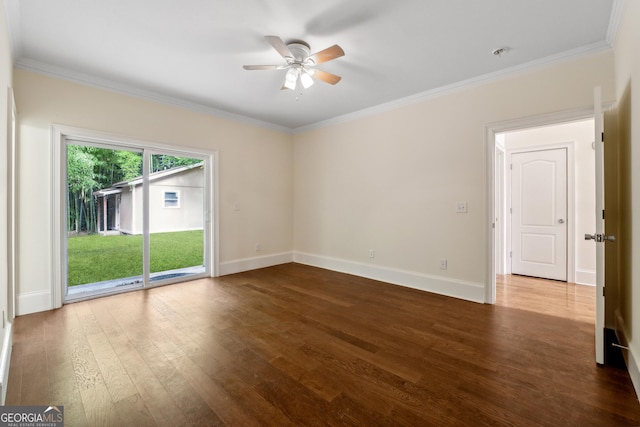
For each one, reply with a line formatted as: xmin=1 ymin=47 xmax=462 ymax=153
xmin=293 ymin=51 xmax=615 ymax=297
xmin=613 ymin=0 xmax=640 ymax=384
xmin=13 ymin=69 xmax=293 ymax=312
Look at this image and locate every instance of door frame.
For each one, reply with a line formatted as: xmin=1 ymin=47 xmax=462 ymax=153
xmin=51 ymin=125 xmax=220 ymax=308
xmin=485 ymin=107 xmax=595 ymax=304
xmin=506 ymin=144 xmax=575 ymax=282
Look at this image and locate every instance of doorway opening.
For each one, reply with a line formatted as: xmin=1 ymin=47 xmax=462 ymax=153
xmin=486 ymin=109 xmax=597 ymax=308
xmin=495 ymin=118 xmax=597 ymax=309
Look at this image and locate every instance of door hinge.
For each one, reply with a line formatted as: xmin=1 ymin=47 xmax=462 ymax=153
xmin=510 ymin=207 xmax=512 ymax=214
xmin=602 ymin=210 xmax=605 ymax=220
xmin=509 ymin=251 xmax=512 ymax=258
xmin=603 ymin=287 xmax=606 ymax=297
xmin=510 ymin=163 xmax=513 ymax=170
xmin=601 ymin=132 xmax=604 ymax=142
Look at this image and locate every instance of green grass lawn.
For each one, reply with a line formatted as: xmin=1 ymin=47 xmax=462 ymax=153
xmin=67 ymin=230 xmax=204 ymax=286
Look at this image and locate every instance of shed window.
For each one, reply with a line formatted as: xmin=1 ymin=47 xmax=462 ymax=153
xmin=164 ymin=191 xmax=180 ymax=208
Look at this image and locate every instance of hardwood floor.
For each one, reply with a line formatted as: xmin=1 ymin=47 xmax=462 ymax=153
xmin=496 ymin=274 xmax=596 ymax=323
xmin=6 ymin=264 xmax=640 ymax=426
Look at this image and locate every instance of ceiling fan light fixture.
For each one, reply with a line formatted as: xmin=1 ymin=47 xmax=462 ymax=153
xmin=284 ymin=68 xmax=298 ymax=90
xmin=300 ymin=70 xmax=314 ymax=89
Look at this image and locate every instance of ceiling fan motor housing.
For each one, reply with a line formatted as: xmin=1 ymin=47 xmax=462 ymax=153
xmin=287 ymin=42 xmax=312 ymax=65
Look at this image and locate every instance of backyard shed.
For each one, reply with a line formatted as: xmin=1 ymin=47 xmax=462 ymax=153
xmin=94 ymin=162 xmax=204 ymax=235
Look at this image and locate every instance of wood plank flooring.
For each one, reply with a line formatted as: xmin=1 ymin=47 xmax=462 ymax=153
xmin=6 ymin=264 xmax=640 ymax=426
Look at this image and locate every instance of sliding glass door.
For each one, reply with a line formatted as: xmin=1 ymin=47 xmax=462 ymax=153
xmin=148 ymin=153 xmax=206 ymax=283
xmin=64 ymin=140 xmax=210 ymax=301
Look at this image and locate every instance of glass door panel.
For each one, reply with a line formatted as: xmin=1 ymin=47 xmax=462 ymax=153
xmin=66 ymin=143 xmax=144 ymax=298
xmin=148 ymin=153 xmax=206 ymax=283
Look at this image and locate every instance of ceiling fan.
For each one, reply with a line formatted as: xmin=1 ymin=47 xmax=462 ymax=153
xmin=243 ymin=36 xmax=345 ymax=91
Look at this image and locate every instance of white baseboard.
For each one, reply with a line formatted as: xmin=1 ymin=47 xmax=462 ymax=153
xmin=615 ymin=309 xmax=640 ymax=401
xmin=16 ymin=290 xmax=52 ymax=316
xmin=0 ymin=322 xmax=13 ymax=405
xmin=293 ymin=252 xmax=485 ymax=303
xmin=629 ymin=349 xmax=640 ymax=402
xmin=218 ymin=252 xmax=294 ymax=276
xmin=575 ymin=269 xmax=596 ymax=286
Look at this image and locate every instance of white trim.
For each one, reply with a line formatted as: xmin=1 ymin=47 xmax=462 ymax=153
xmin=486 ymin=107 xmax=597 ymax=304
xmin=488 ymin=107 xmax=597 ymax=134
xmin=494 ymin=145 xmax=506 ymax=276
xmin=485 ymin=126 xmax=497 ymax=303
xmin=0 ymin=321 xmax=12 ymax=405
xmin=575 ymin=269 xmax=596 ymax=286
xmin=7 ymin=87 xmax=17 ymax=320
xmin=607 ymin=0 xmax=627 ymax=46
xmin=294 ymin=252 xmax=485 ymax=303
xmin=629 ymin=353 xmax=640 ymax=403
xmin=13 ymin=40 xmax=611 ymax=136
xmin=16 ymin=290 xmax=51 ymax=316
xmin=615 ymin=309 xmax=640 ymax=401
xmin=51 ymin=127 xmax=65 ymax=309
xmin=294 ymin=42 xmax=612 ymax=134
xmin=14 ymin=58 xmax=292 ymax=135
xmin=219 ymin=252 xmax=294 ymax=276
xmin=210 ymin=153 xmax=220 ymax=277
xmin=142 ymin=152 xmax=150 ymax=286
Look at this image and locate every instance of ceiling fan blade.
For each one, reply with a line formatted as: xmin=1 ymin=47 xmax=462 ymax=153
xmin=265 ymin=35 xmax=293 ymax=60
xmin=311 ymin=69 xmax=342 ymax=85
xmin=308 ymin=44 xmax=345 ymax=65
xmin=243 ymin=65 xmax=287 ymax=70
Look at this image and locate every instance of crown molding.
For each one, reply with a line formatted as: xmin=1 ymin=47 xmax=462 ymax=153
xmin=606 ymin=0 xmax=626 ymax=46
xmin=293 ymin=41 xmax=613 ymax=134
xmin=14 ymin=57 xmax=293 ymax=134
xmin=13 ymin=38 xmax=614 ymax=137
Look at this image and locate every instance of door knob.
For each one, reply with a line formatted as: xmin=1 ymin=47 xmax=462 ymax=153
xmin=585 ymin=233 xmax=616 ymax=242
xmin=558 ymin=219 xmax=565 ymax=224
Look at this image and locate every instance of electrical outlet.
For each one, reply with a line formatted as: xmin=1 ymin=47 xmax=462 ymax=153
xmin=369 ymin=249 xmax=375 ymax=259
xmin=439 ymin=259 xmax=448 ymax=270
xmin=456 ymin=202 xmax=468 ymax=213
xmin=255 ymin=243 xmax=261 ymax=252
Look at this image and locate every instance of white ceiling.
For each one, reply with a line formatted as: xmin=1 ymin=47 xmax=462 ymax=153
xmin=5 ymin=0 xmax=617 ymax=132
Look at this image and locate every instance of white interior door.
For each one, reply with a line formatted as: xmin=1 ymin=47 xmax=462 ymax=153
xmin=591 ymin=87 xmax=606 ymax=365
xmin=511 ymin=148 xmax=567 ymax=281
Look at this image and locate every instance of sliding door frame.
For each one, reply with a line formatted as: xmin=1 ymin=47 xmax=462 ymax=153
xmin=51 ymin=125 xmax=219 ymax=307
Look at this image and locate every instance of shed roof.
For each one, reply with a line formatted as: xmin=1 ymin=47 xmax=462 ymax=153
xmin=95 ymin=161 xmax=204 ymax=197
